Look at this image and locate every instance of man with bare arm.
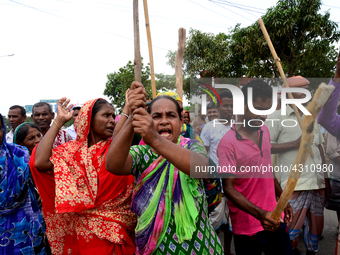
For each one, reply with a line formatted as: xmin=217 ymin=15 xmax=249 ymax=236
xmin=218 ymin=80 xmax=293 ymax=255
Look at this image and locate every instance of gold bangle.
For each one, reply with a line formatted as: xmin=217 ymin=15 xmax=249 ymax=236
xmin=53 ymin=120 xmax=61 ymax=130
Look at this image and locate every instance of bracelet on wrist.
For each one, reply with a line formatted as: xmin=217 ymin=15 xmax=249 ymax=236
xmin=121 ymin=112 xmax=129 ymax=118
xmin=53 ymin=120 xmax=61 ymax=130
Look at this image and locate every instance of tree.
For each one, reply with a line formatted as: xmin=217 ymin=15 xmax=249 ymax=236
xmin=3 ymin=116 xmax=10 ymax=132
xmin=104 ymin=60 xmax=152 ymax=111
xmin=167 ymin=29 xmax=242 ymax=78
xmin=229 ymin=0 xmax=340 ymax=78
xmin=104 ymin=61 xmax=177 ymax=111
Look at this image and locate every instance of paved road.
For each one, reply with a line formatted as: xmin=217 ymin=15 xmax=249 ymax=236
xmin=217 ymin=209 xmax=338 ymax=254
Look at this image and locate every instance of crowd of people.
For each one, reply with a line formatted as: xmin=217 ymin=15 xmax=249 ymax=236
xmin=1 ymin=53 xmax=340 ymax=255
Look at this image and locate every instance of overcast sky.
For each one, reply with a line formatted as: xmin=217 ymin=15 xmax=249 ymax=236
xmin=1 ymin=0 xmax=339 ymax=115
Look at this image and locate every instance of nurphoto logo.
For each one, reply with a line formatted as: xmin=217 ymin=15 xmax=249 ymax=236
xmin=201 ymin=84 xmax=311 ymax=116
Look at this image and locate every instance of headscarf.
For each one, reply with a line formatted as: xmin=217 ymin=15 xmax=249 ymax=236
xmin=13 ymin=122 xmax=27 ymax=143
xmin=131 ymin=136 xmax=202 ymax=255
xmin=0 ymin=114 xmax=31 ymax=213
xmin=29 ymin=99 xmax=137 ymax=255
xmin=183 ymin=110 xmax=191 ymax=123
xmin=156 ymin=91 xmax=182 ymax=102
xmin=0 ymin=114 xmax=48 ymax=254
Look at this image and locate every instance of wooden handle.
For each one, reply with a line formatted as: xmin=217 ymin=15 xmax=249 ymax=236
xmin=271 ymin=83 xmax=334 ymax=220
xmin=133 ymin=0 xmax=142 ymax=82
xmin=175 ymin=28 xmax=186 ymax=99
xmin=143 ymin=0 xmax=156 ymax=99
xmin=258 ymin=18 xmax=314 ymax=158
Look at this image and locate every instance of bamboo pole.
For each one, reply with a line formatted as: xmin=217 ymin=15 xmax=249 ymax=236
xmin=142 ymin=0 xmax=156 ymax=99
xmin=133 ymin=0 xmax=142 ymax=82
xmin=271 ymin=83 xmax=334 ymax=220
xmin=175 ymin=28 xmax=186 ymax=99
xmin=258 ymin=18 xmax=314 ymax=158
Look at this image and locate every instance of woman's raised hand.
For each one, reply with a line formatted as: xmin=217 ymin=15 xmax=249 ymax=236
xmin=128 ymin=81 xmax=147 ymax=113
xmin=132 ymin=107 xmax=158 ymax=145
xmin=56 ymin=97 xmax=74 ymax=125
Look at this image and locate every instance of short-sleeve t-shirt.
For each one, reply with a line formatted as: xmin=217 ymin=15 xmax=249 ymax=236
xmin=201 ymin=120 xmax=231 ymax=166
xmin=217 ymin=125 xmax=278 ymax=236
xmin=267 ymin=107 xmax=325 ymax=191
xmin=200 ymin=120 xmax=231 ymax=214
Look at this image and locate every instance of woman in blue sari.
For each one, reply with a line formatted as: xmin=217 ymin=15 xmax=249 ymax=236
xmin=0 ymin=114 xmax=50 ymax=255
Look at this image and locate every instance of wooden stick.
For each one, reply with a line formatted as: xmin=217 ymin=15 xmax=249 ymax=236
xmin=175 ymin=28 xmax=186 ymax=99
xmin=142 ymin=0 xmax=156 ymax=99
xmin=271 ymin=83 xmax=334 ymax=220
xmin=133 ymin=0 xmax=142 ymax=82
xmin=257 ymin=18 xmax=314 ymax=158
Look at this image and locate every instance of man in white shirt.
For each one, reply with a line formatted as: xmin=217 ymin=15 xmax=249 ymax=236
xmin=6 ymin=105 xmax=27 ymax=143
xmin=201 ymin=90 xmax=234 ymax=255
xmin=65 ymin=106 xmax=81 ymax=140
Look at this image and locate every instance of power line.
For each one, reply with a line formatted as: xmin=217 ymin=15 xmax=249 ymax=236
xmin=210 ymin=0 xmax=261 ymax=19
xmin=186 ymin=0 xmax=239 ymax=23
xmin=211 ymin=0 xmax=265 ymax=15
xmin=8 ymin=0 xmax=169 ymax=51
xmin=215 ymin=0 xmax=266 ymax=11
xmin=209 ymin=0 xmax=254 ymax=22
xmin=47 ymin=0 xmax=231 ymax=30
xmin=324 ymin=4 xmax=340 ymax=10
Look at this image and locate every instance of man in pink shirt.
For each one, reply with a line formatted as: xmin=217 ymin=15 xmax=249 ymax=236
xmin=217 ymin=80 xmax=293 ymax=255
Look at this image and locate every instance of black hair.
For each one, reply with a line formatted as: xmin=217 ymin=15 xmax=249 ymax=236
xmin=73 ymin=106 xmax=81 ymax=111
xmin=207 ymin=101 xmax=217 ymax=110
xmin=32 ymin=102 xmax=53 ymax=115
xmin=337 ymin=104 xmax=340 ymax=115
xmin=217 ymin=90 xmax=233 ymax=108
xmin=147 ymin=96 xmax=182 ymax=120
xmin=15 ymin=123 xmax=41 ymax=144
xmin=91 ymin=99 xmax=114 ymax=120
xmin=9 ymin=105 xmax=26 ymax=116
xmin=241 ymin=79 xmax=272 ymax=105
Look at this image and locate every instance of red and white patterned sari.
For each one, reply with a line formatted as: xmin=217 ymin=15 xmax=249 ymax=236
xmin=29 ymin=99 xmax=136 ymax=255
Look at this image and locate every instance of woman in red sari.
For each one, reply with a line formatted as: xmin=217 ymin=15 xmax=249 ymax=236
xmin=29 ymin=98 xmax=136 ymax=255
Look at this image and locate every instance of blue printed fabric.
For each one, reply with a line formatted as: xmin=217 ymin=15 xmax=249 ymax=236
xmin=0 ymin=114 xmax=49 ymax=255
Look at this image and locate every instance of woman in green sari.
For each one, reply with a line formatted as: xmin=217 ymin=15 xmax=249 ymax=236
xmin=106 ymin=82 xmax=223 ymax=255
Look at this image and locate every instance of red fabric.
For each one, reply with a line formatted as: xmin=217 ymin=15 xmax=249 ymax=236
xmin=29 ymin=99 xmax=136 ymax=255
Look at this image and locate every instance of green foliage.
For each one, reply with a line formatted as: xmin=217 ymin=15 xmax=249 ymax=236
xmin=25 ymin=117 xmax=33 ymax=123
xmin=3 ymin=116 xmax=10 ymax=132
xmin=184 ymin=30 xmax=235 ymax=78
xmin=167 ymin=29 xmax=240 ymax=78
xmin=154 ymin=73 xmax=176 ymax=91
xmin=104 ymin=61 xmax=178 ymax=112
xmin=104 ymin=60 xmax=152 ymax=111
xmin=167 ymin=0 xmax=339 ymax=87
xmin=229 ymin=0 xmax=340 ymax=78
xmin=63 ymin=119 xmax=73 ymax=128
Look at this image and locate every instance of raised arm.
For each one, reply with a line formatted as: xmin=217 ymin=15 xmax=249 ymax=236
xmin=105 ymin=82 xmax=146 ymax=175
xmin=34 ymin=98 xmax=74 ymax=171
xmin=317 ymin=50 xmax=340 ymax=139
xmin=131 ymin=108 xmax=208 ymax=176
xmin=112 ymin=89 xmax=130 ymax=139
xmin=105 ymin=117 xmax=135 ymax=175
